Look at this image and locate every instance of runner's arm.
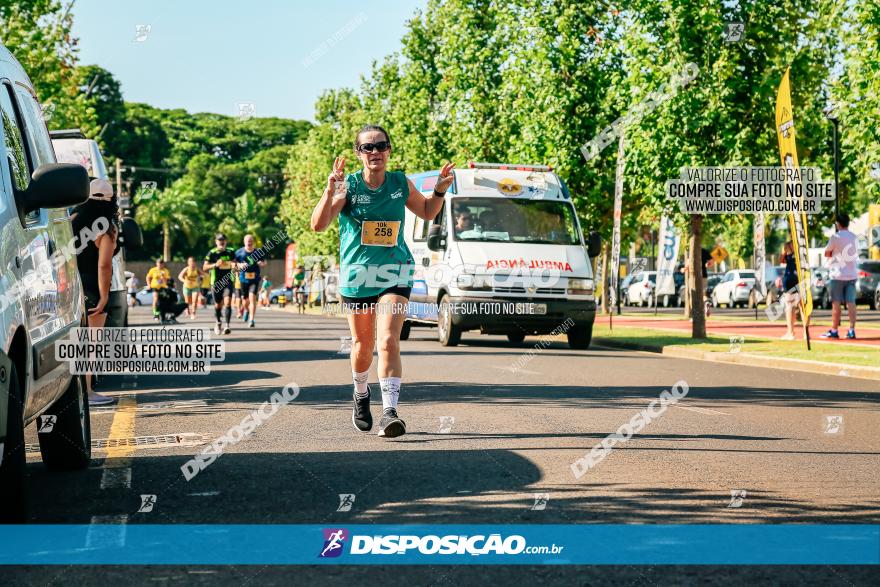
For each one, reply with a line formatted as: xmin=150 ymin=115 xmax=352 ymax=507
xmin=311 ymin=186 xmax=346 ymax=231
xmin=178 ymin=268 xmax=188 ymax=283
xmin=312 ymin=159 xmax=347 ymax=232
xmin=405 ymin=178 xmax=444 ymax=221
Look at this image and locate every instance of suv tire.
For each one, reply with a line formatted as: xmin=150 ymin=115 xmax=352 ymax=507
xmin=0 ymin=364 xmax=27 ymax=523
xmin=38 ymin=374 xmax=91 ymax=471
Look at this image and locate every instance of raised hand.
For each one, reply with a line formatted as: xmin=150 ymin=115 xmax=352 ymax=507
xmin=328 ymin=157 xmax=346 ymax=187
xmin=435 ymin=162 xmax=455 ymax=194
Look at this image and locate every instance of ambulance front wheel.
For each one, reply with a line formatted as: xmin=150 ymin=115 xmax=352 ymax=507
xmin=567 ymin=323 xmax=593 ymax=350
xmin=438 ymin=295 xmax=461 ymax=347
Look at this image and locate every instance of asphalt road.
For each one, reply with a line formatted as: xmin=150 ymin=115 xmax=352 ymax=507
xmin=9 ymin=305 xmax=880 ymax=585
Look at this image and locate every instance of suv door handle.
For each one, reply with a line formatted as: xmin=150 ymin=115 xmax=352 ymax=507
xmin=421 ymin=258 xmax=430 ymax=267
xmin=14 ymin=256 xmax=21 ymax=269
xmin=47 ymin=240 xmax=56 ymax=256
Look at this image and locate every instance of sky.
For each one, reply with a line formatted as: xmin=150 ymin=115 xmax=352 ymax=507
xmin=71 ymin=0 xmax=426 ymax=122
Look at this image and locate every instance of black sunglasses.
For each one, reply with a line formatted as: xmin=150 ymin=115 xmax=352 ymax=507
xmin=357 ymin=141 xmax=391 ymax=153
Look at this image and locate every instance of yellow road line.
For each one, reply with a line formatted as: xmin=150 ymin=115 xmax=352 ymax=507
xmin=104 ymin=395 xmax=137 ymax=467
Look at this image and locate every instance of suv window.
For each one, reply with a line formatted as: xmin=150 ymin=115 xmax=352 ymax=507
xmin=14 ymin=85 xmax=55 ymax=168
xmin=0 ymin=85 xmax=29 ymax=192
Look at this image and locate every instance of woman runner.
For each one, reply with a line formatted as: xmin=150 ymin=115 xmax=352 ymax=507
xmin=311 ymin=124 xmax=453 ymax=438
xmin=178 ymin=256 xmax=202 ymax=319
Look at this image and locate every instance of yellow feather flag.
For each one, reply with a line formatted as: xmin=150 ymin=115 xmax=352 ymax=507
xmin=775 ymin=67 xmax=813 ymax=340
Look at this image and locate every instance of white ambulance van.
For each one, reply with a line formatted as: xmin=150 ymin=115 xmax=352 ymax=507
xmin=403 ymin=163 xmax=601 ymax=349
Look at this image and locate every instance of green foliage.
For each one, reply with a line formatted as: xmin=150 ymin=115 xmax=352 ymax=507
xmin=1 ymin=0 xmax=99 ymax=135
xmin=833 ymin=1 xmax=880 ymax=213
xmin=283 ymin=0 xmax=874 ymax=261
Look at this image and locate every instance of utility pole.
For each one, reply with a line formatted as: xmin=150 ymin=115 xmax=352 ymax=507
xmin=115 ymin=158 xmax=123 ymax=200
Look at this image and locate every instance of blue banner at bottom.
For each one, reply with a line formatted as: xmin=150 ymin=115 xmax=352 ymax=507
xmin=1 ymin=525 xmax=878 ymax=565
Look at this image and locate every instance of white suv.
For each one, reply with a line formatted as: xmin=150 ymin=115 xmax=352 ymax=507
xmin=0 ymin=42 xmax=92 ymax=522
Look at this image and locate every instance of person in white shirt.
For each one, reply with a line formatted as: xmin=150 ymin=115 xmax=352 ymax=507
xmin=822 ymin=213 xmax=859 ymax=339
xmin=126 ymin=274 xmax=139 ymax=307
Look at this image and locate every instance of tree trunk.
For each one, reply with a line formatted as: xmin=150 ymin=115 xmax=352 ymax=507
xmin=600 ymin=243 xmax=610 ymax=314
xmin=689 ymin=215 xmax=706 ymax=338
xmin=163 ymin=222 xmax=171 ymax=262
xmin=683 ymin=243 xmax=691 ymax=318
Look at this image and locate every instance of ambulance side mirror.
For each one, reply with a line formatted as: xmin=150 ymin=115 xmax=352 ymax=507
xmin=587 ymin=231 xmax=602 ymax=258
xmin=427 ymin=224 xmax=446 ymax=252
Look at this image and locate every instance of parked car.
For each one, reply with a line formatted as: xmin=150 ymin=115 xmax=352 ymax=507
xmin=0 ymin=41 xmax=92 ymax=521
xmin=135 ymin=285 xmax=180 ymax=307
xmin=269 ymin=285 xmax=295 ymax=305
xmin=51 ymin=129 xmax=142 ymax=327
xmin=657 ymin=271 xmax=685 ymax=307
xmin=856 ymin=260 xmax=880 ymax=310
xmin=711 ymin=270 xmax=757 ymax=308
xmin=677 ymin=273 xmax=722 ymax=307
xmin=812 ymin=266 xmax=831 ymax=310
xmin=625 ymin=271 xmax=657 ymax=307
xmin=618 ymin=273 xmax=635 ymax=306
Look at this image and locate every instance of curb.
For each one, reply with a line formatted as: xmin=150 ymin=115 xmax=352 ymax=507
xmin=593 ymin=337 xmax=880 ymax=381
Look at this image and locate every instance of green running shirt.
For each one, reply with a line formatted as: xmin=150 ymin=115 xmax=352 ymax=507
xmin=338 ymin=169 xmax=414 ymax=298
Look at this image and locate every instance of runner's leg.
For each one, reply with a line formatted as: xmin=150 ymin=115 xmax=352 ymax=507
xmin=248 ymin=290 xmax=257 ymax=327
xmin=375 ymin=293 xmax=408 ymax=438
xmin=223 ymin=285 xmax=233 ymax=333
xmin=212 ymin=284 xmax=223 ymax=333
xmin=347 ymin=302 xmax=376 ymax=431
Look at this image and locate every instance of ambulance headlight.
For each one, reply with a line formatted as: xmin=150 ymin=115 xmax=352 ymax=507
xmin=456 ymin=274 xmax=492 ymax=291
xmin=567 ymin=278 xmax=593 ymax=296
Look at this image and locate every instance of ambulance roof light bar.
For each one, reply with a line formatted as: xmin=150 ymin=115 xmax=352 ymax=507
xmin=468 ymin=162 xmax=553 ymax=172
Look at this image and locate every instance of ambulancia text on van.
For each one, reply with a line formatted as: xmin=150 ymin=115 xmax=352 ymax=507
xmin=403 ymin=162 xmax=601 ymax=349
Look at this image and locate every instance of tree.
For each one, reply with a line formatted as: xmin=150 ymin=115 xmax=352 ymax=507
xmin=833 ymin=1 xmax=880 ymax=214
xmin=75 ymin=65 xmax=127 ymax=154
xmin=134 ymin=183 xmax=200 ymax=262
xmin=1 ymin=0 xmax=99 ymax=135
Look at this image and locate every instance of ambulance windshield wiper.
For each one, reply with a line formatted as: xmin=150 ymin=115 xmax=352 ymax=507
xmin=460 ymin=235 xmax=508 ymax=241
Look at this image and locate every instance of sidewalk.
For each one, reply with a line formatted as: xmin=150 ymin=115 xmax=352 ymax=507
xmin=610 ymin=314 xmax=880 ymax=347
xmin=594 ymin=313 xmax=880 ymax=381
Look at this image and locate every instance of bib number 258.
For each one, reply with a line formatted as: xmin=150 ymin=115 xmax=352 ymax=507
xmin=361 ymin=220 xmax=400 ymax=247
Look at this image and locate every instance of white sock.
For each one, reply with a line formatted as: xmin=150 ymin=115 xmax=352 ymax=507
xmin=353 ymin=371 xmax=369 ymax=398
xmin=379 ymin=377 xmax=401 ymax=412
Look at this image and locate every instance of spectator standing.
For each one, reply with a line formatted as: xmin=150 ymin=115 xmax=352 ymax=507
xmin=71 ymin=178 xmax=119 ymax=405
xmin=822 ymin=213 xmax=859 ymax=339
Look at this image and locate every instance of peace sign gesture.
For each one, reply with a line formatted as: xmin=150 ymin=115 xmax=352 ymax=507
xmin=435 ymin=162 xmax=455 ymax=194
xmin=327 ymin=157 xmax=346 ymax=188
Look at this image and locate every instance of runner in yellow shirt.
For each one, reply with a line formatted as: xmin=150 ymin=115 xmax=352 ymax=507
xmin=199 ymin=272 xmax=211 ymax=308
xmin=145 ymin=259 xmax=171 ymax=321
xmin=178 ymin=256 xmax=203 ymax=319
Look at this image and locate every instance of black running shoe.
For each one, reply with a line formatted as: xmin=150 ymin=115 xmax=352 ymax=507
xmin=377 ymin=408 xmax=406 ymax=438
xmin=352 ymin=387 xmax=372 ymax=432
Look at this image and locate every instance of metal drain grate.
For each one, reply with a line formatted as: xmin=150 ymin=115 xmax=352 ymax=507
xmin=26 ymin=433 xmax=209 ymax=454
